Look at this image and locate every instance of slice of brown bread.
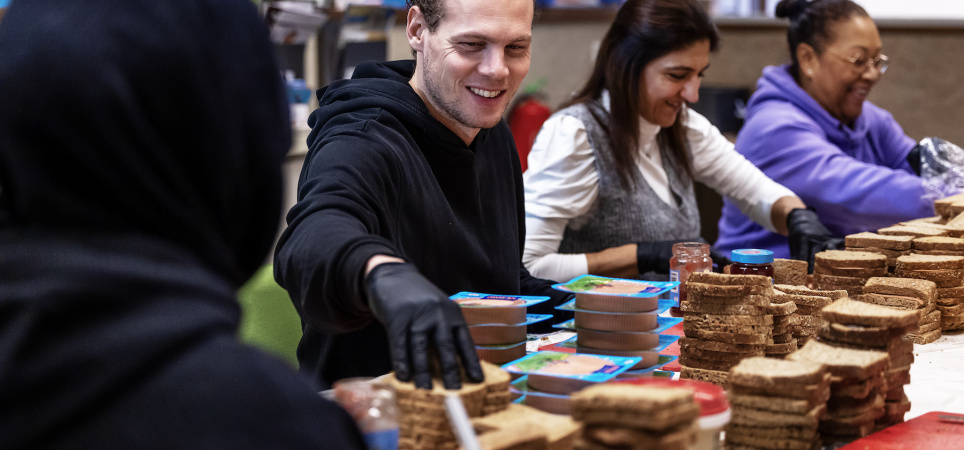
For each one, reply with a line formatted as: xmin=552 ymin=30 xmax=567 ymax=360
xmin=941 ymin=313 xmax=964 ymax=331
xmin=896 ymin=254 xmax=964 ymax=270
xmin=679 ymin=301 xmax=767 ymax=316
xmin=913 ymin=249 xmax=964 ymax=257
xmin=862 ymin=277 xmax=937 ymax=302
xmin=685 ymin=293 xmax=772 ymax=306
xmin=847 ymin=246 xmax=912 ymax=260
xmin=814 ymin=272 xmax=871 ymax=288
xmin=814 ymin=265 xmax=888 ymax=278
xmin=878 ymin=225 xmax=950 ymax=238
xmin=729 ymin=356 xmax=826 ymax=389
xmin=774 ymin=284 xmax=849 ymax=300
xmin=820 ymin=298 xmax=921 ymax=328
xmin=472 ymin=404 xmax=579 ymax=450
xmin=846 ymin=232 xmax=915 ymax=250
xmin=688 ymin=271 xmax=771 ymax=286
xmin=858 ymin=293 xmax=924 ymax=310
xmin=921 ymin=309 xmax=941 ymax=325
xmin=934 ymin=193 xmax=964 ymax=217
xmin=729 ymin=372 xmax=832 ymax=402
xmin=725 ymin=423 xmax=818 ymax=441
xmin=729 ymin=403 xmax=826 ymax=428
xmin=727 ymin=393 xmax=824 ymax=415
xmin=772 ymin=333 xmax=797 ymax=344
xmin=913 ymin=236 xmax=964 ymax=251
xmin=678 ymin=337 xmax=768 ymax=353
xmin=794 ymin=304 xmax=828 ymax=316
xmin=919 ymin=321 xmax=941 ymax=334
xmin=894 ymin=267 xmax=964 ymax=288
xmin=681 ymin=346 xmax=763 ymax=361
xmin=786 ymin=340 xmax=890 ymax=380
xmin=767 ymin=300 xmax=798 ymax=316
xmin=579 ymin=423 xmax=697 ymax=450
xmin=678 ymin=355 xmax=744 ymax=372
xmin=766 ymin=341 xmax=798 ymax=355
xmin=683 ymin=312 xmax=774 ymax=326
xmin=685 ymin=282 xmax=773 ymax=298
xmin=775 ymin=294 xmax=836 ymax=309
xmin=682 ymin=325 xmax=771 ymax=345
xmin=570 ymin=384 xmax=699 ymax=431
xmin=818 ymin=322 xmax=919 ymax=347
xmin=815 ymin=250 xmax=887 ymax=269
xmin=679 ymin=366 xmax=729 ymax=387
xmin=773 ymin=258 xmax=809 ymax=286
xmin=474 ymin=422 xmax=549 ymax=450
xmin=724 ymin=430 xmax=819 ymax=450
xmin=938 ymin=285 xmax=964 ymax=298
xmin=912 ymin=328 xmax=942 ymax=344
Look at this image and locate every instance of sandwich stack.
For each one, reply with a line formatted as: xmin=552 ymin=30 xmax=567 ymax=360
xmin=765 ymin=297 xmax=798 ymax=358
xmin=388 ymin=360 xmax=512 ymax=450
xmin=725 ymin=356 xmax=830 ymax=450
xmin=813 ymin=250 xmax=888 ymax=297
xmin=816 ymin=298 xmax=920 ymax=431
xmin=895 ymin=254 xmax=964 ymax=333
xmin=860 ymin=277 xmax=941 ymax=344
xmin=844 ymin=232 xmax=914 ymax=274
xmin=773 ymin=284 xmax=847 ymax=346
xmin=787 ymin=339 xmax=890 ymax=445
xmin=678 ymin=272 xmax=774 ymax=388
xmin=569 ymin=383 xmax=700 ymax=450
xmin=772 ymin=258 xmax=808 ymax=286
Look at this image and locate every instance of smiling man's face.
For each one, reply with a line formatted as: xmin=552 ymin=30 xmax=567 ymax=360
xmin=407 ymin=0 xmax=533 ymax=144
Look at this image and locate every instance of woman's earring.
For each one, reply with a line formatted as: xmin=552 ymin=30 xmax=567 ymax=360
xmin=807 ymin=69 xmax=813 ymax=75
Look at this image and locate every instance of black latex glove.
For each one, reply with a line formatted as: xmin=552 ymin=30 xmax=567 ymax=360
xmin=907 ymin=144 xmax=923 ymax=176
xmin=364 ymin=262 xmax=483 ymax=390
xmin=787 ymin=208 xmax=845 ymax=273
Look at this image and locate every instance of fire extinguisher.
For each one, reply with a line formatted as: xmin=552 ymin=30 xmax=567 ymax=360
xmin=507 ymin=79 xmax=552 ymax=172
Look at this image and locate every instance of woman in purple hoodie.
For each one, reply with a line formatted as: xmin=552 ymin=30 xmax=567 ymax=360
xmin=716 ymin=0 xmax=954 ymax=259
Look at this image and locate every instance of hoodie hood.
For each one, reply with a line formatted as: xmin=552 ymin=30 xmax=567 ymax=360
xmin=750 ymin=65 xmax=873 ymax=153
xmin=307 ymin=60 xmax=478 ymax=156
xmin=0 ymin=0 xmax=289 ymax=286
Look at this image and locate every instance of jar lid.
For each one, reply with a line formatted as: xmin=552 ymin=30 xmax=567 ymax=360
xmin=731 ymin=249 xmax=774 ymax=264
xmin=609 ymin=378 xmax=729 ymax=416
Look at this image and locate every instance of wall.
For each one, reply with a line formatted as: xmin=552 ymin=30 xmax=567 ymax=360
xmin=386 ymin=16 xmax=964 ymax=146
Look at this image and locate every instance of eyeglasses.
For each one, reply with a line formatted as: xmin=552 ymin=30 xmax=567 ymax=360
xmin=828 ymin=51 xmax=890 ymax=75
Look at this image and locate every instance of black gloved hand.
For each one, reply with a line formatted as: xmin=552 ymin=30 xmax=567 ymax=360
xmin=365 ymin=262 xmax=483 ymax=390
xmin=636 ymin=240 xmax=677 ymax=275
xmin=787 ymin=208 xmax=845 ymax=273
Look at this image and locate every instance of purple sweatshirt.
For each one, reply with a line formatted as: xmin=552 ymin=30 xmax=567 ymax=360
xmin=716 ymin=65 xmax=939 ymax=259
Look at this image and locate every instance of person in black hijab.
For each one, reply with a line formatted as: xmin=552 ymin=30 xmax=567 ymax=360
xmin=0 ymin=0 xmax=366 ymax=448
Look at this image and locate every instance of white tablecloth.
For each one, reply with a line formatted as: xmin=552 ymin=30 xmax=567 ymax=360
xmin=906 ymin=330 xmax=964 ymax=419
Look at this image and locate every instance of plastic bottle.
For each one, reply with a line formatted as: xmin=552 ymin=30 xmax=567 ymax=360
xmin=669 ymin=242 xmax=713 ymax=315
xmin=730 ymin=249 xmax=775 ymax=278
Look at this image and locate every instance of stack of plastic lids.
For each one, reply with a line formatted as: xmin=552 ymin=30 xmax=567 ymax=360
xmin=502 ymin=351 xmax=640 ymax=415
xmin=549 ymin=275 xmax=682 ymax=378
xmin=451 ymin=292 xmax=552 ymax=364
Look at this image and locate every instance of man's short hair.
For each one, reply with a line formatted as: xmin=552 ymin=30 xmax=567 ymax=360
xmin=407 ymin=0 xmax=446 ymax=32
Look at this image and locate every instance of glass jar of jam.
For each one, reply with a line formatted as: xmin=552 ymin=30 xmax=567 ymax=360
xmin=730 ymin=249 xmax=775 ymax=278
xmin=669 ymin=242 xmax=712 ymax=316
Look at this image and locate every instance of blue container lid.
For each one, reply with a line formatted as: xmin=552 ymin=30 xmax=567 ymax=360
xmin=731 ymin=249 xmax=774 ymax=264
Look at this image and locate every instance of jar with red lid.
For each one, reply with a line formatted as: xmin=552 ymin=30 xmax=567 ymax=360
xmin=669 ymin=242 xmax=712 ymax=315
xmin=730 ymin=249 xmax=774 ymax=278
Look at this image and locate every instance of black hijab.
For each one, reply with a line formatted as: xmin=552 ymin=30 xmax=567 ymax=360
xmin=0 ymin=0 xmax=290 ymax=286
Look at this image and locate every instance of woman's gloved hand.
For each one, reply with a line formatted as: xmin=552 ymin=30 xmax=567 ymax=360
xmin=787 ymin=208 xmax=844 ymax=272
xmin=364 ymin=262 xmax=483 ymax=390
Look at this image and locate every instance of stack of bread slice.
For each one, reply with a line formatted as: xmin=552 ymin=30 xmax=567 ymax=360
xmin=387 ymin=360 xmax=512 ymax=450
xmin=774 ymin=284 xmax=846 ymax=346
xmin=912 ymin=235 xmax=964 ymax=257
xmin=895 ymin=254 xmax=964 ymax=333
xmin=787 ymin=339 xmax=890 ymax=445
xmin=472 ymin=403 xmax=581 ymax=450
xmin=773 ymin=258 xmax=808 ymax=286
xmin=845 ymin=232 xmax=914 ymax=274
xmin=678 ymin=272 xmax=773 ymax=387
xmin=860 ymin=277 xmax=941 ymax=344
xmin=569 ymin=383 xmax=700 ymax=450
xmin=765 ymin=297 xmax=798 ymax=358
xmin=878 ymin=224 xmax=951 ymax=239
xmin=813 ymin=250 xmax=887 ymax=297
xmin=725 ymin=357 xmax=830 ymax=450
xmin=816 ymin=298 xmax=920 ymax=431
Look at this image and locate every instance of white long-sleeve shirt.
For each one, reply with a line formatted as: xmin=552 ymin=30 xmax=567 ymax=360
xmin=522 ymin=98 xmax=796 ymax=283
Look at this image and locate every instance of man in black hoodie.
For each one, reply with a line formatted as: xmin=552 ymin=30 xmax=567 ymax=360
xmin=0 ymin=0 xmax=365 ymax=448
xmin=275 ymin=0 xmax=572 ymax=391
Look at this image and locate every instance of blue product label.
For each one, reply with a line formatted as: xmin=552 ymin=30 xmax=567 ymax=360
xmin=364 ymin=428 xmax=399 ymax=450
xmin=669 ymin=269 xmax=680 ymax=304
